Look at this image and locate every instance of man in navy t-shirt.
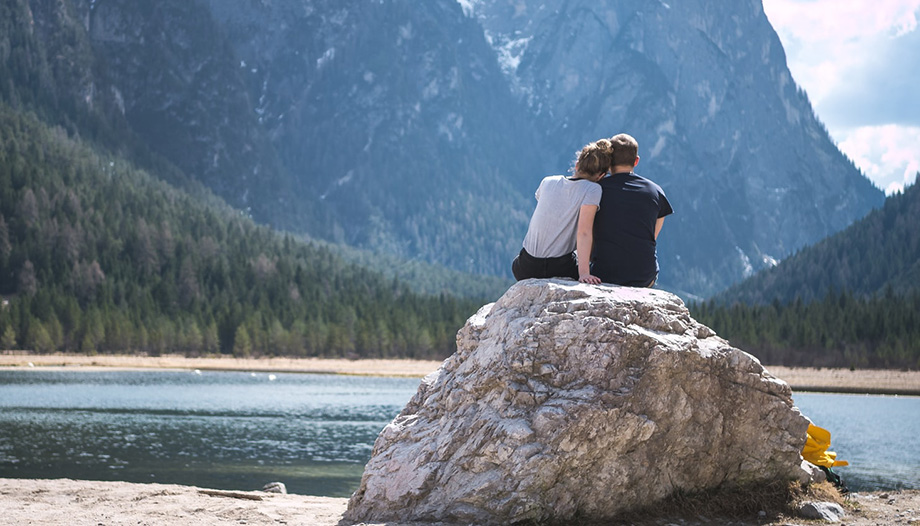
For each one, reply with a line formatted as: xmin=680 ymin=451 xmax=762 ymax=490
xmin=592 ymin=133 xmax=673 ymax=287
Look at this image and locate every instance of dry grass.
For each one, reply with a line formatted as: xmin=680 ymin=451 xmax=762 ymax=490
xmin=558 ymin=480 xmax=847 ymax=526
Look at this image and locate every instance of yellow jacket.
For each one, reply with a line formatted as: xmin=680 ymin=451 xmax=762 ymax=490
xmin=802 ymin=423 xmax=849 ymax=468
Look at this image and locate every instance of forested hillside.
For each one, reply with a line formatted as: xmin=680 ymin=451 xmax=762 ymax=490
xmin=692 ymin=180 xmax=920 ymax=369
xmin=0 ymin=107 xmax=483 ymax=359
xmin=712 ymin=179 xmax=920 ymax=305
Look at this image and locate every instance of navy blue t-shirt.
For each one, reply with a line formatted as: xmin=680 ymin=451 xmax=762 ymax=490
xmin=592 ymin=172 xmax=673 ymax=286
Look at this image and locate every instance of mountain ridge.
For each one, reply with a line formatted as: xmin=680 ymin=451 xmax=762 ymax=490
xmin=713 ymin=176 xmax=920 ymax=305
xmin=1 ymin=0 xmax=885 ymax=298
xmin=691 ymin=178 xmax=920 ymax=368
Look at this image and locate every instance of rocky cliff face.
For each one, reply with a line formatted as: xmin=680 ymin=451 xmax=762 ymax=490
xmin=468 ymin=0 xmax=882 ymax=295
xmin=345 ymin=279 xmax=812 ymax=524
xmin=70 ymin=0 xmax=310 ymax=230
xmin=202 ymin=0 xmax=541 ymax=274
xmin=4 ymin=0 xmax=884 ymax=297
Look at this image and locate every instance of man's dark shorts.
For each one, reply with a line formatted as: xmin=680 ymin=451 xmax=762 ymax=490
xmin=512 ymin=248 xmax=579 ymax=281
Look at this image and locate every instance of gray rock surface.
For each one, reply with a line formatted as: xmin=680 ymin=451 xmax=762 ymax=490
xmin=798 ymin=501 xmax=847 ymax=522
xmin=345 ymin=279 xmax=811 ymax=524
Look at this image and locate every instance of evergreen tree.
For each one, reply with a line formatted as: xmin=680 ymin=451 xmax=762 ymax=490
xmin=233 ymin=325 xmax=252 ymax=358
xmin=1 ymin=324 xmax=17 ymax=350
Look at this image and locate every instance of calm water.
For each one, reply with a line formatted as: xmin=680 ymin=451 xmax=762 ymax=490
xmin=0 ymin=370 xmax=917 ymax=496
xmin=0 ymin=369 xmax=418 ymax=497
xmin=793 ymin=392 xmax=920 ymax=491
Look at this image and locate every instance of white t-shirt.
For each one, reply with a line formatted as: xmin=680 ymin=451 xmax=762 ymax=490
xmin=522 ymin=175 xmax=602 ymax=258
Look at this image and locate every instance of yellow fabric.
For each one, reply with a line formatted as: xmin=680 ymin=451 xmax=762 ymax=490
xmin=802 ymin=423 xmax=849 ymax=468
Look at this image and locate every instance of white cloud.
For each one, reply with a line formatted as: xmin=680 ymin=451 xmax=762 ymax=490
xmin=763 ymin=0 xmax=920 ymax=194
xmin=835 ymin=125 xmax=920 ymax=194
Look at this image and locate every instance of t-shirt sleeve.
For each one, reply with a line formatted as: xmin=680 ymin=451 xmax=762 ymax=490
xmin=658 ymin=188 xmax=674 ymax=218
xmin=535 ymin=179 xmax=544 ymax=201
xmin=583 ymin=183 xmax=602 ymax=207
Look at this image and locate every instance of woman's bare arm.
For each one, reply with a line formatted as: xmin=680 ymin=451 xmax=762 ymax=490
xmin=576 ymin=204 xmax=601 ymax=284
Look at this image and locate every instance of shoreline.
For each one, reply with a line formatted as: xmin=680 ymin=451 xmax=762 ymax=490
xmin=0 ymin=352 xmax=442 ymax=378
xmin=0 ymin=477 xmax=917 ymax=526
xmin=765 ymin=365 xmax=920 ymax=396
xmin=1 ymin=353 xmax=919 ymax=395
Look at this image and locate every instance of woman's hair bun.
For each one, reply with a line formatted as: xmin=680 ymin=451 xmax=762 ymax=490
xmin=573 ymin=138 xmax=614 ymax=175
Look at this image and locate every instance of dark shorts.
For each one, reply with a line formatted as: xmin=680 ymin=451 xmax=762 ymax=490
xmin=511 ymin=248 xmax=579 ymax=281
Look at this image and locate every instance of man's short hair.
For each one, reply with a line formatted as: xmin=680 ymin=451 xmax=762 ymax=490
xmin=610 ymin=133 xmax=638 ymax=168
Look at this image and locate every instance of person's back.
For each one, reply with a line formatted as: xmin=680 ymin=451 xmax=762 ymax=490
xmin=512 ymin=140 xmax=611 ymax=284
xmin=592 ymin=134 xmax=673 ymax=287
xmin=521 ymin=176 xmax=598 ymax=259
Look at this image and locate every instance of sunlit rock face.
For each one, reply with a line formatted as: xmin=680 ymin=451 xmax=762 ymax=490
xmin=345 ymin=279 xmax=810 ymax=524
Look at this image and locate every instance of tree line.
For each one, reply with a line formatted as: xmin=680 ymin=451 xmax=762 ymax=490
xmin=691 ymin=289 xmax=920 ymax=369
xmin=0 ymin=106 xmax=486 ymax=359
xmin=696 ymin=175 xmax=919 ymax=369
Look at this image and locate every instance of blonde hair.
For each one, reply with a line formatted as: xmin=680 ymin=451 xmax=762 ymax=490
xmin=573 ymin=139 xmax=613 ymax=178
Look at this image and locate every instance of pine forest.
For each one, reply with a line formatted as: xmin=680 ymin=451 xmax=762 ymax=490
xmin=0 ymin=107 xmax=484 ymax=360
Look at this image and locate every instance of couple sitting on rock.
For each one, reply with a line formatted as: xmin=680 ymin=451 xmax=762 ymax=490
xmin=512 ymin=133 xmax=673 ymax=287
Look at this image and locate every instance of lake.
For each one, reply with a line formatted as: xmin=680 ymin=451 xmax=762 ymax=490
xmin=0 ymin=369 xmax=917 ymax=496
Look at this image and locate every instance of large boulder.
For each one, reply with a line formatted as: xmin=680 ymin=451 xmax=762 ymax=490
xmin=345 ymin=279 xmax=811 ymax=524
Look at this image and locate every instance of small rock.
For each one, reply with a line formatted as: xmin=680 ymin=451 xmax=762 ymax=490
xmin=801 ymin=460 xmax=827 ymax=484
xmin=261 ymin=482 xmax=286 ymax=494
xmin=799 ymin=501 xmax=846 ymax=522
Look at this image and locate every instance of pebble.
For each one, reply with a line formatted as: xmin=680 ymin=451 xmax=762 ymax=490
xmin=262 ymin=482 xmax=287 ymax=494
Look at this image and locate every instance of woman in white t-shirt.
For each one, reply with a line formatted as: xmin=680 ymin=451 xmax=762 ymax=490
xmin=512 ymin=139 xmax=612 ymax=284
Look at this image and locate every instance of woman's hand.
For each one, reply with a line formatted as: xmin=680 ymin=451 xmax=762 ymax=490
xmin=578 ymin=273 xmax=601 ymax=285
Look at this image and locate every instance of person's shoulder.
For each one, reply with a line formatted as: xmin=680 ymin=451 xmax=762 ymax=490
xmin=598 ymin=174 xmax=617 ymax=186
xmin=633 ymin=172 xmax=665 ymax=190
xmin=540 ymin=174 xmax=567 ymax=186
xmin=536 ymin=174 xmax=563 ymax=190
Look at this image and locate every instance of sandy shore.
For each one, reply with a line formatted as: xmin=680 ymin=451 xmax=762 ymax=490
xmin=1 ymin=478 xmax=917 ymax=526
xmin=0 ymin=353 xmax=442 ymax=378
xmin=2 ymin=353 xmax=918 ymax=394
xmin=764 ymin=365 xmax=920 ymax=396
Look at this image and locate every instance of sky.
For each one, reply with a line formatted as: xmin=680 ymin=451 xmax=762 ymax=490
xmin=762 ymin=0 xmax=920 ymax=194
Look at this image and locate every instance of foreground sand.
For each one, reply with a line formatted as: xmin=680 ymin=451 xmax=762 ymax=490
xmin=1 ymin=478 xmax=918 ymax=526
xmin=2 ymin=353 xmax=919 ymax=394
